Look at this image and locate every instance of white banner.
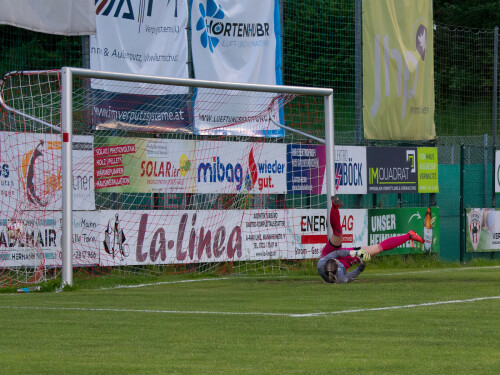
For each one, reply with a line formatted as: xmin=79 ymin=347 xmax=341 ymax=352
xmin=287 ymin=209 xmax=369 ymax=259
xmin=190 ymin=0 xmax=283 ymax=137
xmin=496 ymin=150 xmax=500 ymax=193
xmin=195 ymin=141 xmax=287 ymax=194
xmin=0 ymin=132 xmax=95 ymax=213
xmin=0 ymin=0 xmax=96 ymax=35
xmin=98 ymin=207 xmax=369 ymax=266
xmin=0 ymin=211 xmax=100 ymax=268
xmin=335 ymin=146 xmax=367 ymax=195
xmin=90 ymin=0 xmax=189 ymax=93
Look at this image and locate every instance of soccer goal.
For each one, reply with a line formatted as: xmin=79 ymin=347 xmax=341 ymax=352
xmin=0 ymin=67 xmax=334 ymax=288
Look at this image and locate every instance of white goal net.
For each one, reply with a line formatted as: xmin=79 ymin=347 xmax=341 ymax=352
xmin=0 ymin=68 xmax=334 ymax=288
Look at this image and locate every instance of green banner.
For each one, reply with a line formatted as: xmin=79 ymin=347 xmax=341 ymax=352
xmin=417 ymin=147 xmax=439 ymax=193
xmin=363 ymin=0 xmax=435 ymax=140
xmin=368 ymin=207 xmax=440 ymax=254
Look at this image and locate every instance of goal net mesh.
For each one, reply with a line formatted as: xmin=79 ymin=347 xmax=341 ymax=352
xmin=0 ymin=70 xmax=330 ymax=288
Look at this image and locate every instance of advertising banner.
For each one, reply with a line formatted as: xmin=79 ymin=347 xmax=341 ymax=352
xmin=90 ymin=0 xmax=191 ymax=132
xmin=190 ymin=0 xmax=284 ymax=137
xmin=0 ymin=211 xmax=99 ymax=268
xmin=368 ymin=207 xmax=439 ymax=254
xmin=495 ymin=150 xmax=500 ymax=193
xmin=285 ymin=208 xmax=368 ymax=260
xmin=0 ymin=214 xmax=62 ymax=268
xmin=363 ymin=0 xmax=435 ymax=140
xmin=195 ymin=141 xmax=287 ymax=194
xmin=94 ymin=136 xmax=196 ymax=193
xmin=286 ymin=144 xmax=367 ymax=195
xmin=367 ymin=147 xmax=418 ymax=194
xmin=97 ymin=207 xmax=367 ymax=266
xmin=0 ymin=132 xmax=95 ymax=213
xmin=417 ymin=147 xmax=439 ymax=193
xmin=90 ymin=0 xmax=188 ymax=86
xmin=466 ymin=208 xmax=500 ymax=252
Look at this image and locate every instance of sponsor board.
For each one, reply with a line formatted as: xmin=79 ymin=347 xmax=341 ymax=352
xmin=0 ymin=214 xmax=61 ymax=268
xmin=190 ymin=0 xmax=284 ymax=137
xmin=90 ymin=0 xmax=191 ymax=131
xmin=0 ymin=132 xmax=95 ymax=213
xmin=286 ymin=209 xmax=368 ymax=259
xmin=0 ymin=211 xmax=99 ymax=268
xmin=286 ymin=145 xmax=367 ymax=195
xmin=367 ymin=146 xmax=418 ymax=194
xmin=363 ymin=0 xmax=435 ymax=140
xmin=466 ymin=208 xmax=500 ymax=252
xmin=94 ymin=136 xmax=196 ymax=193
xmin=97 ymin=208 xmax=369 ymax=266
xmin=368 ymin=207 xmax=440 ymax=254
xmin=196 ymin=141 xmax=286 ymax=194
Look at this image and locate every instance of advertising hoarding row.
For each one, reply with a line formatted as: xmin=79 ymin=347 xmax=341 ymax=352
xmin=93 ymin=137 xmax=439 ymax=195
xmin=1 ymin=132 xmax=439 ymax=211
xmin=0 ymin=206 xmax=439 ymax=268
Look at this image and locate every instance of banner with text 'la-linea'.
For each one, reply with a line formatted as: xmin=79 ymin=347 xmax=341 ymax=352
xmin=363 ymin=0 xmax=435 ymax=140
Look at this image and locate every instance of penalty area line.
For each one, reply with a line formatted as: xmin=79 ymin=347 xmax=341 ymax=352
xmin=0 ymin=296 xmax=498 ymax=318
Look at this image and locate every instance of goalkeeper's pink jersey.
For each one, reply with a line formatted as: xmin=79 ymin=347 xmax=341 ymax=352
xmin=320 ymin=241 xmax=359 ymax=269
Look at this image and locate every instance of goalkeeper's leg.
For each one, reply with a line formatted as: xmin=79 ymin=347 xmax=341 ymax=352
xmin=329 ymin=196 xmax=343 ymax=247
xmin=361 ymin=231 xmax=424 ymax=257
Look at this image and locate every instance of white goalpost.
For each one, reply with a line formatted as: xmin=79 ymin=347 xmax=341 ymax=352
xmin=0 ymin=67 xmax=334 ymax=288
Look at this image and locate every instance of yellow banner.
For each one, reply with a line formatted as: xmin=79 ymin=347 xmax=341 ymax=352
xmin=363 ymin=0 xmax=435 ymax=140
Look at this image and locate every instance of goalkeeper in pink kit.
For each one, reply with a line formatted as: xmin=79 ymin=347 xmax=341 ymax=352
xmin=317 ymin=196 xmax=424 ymax=283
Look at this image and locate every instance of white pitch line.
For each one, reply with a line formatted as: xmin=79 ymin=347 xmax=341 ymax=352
xmin=290 ymin=296 xmax=500 ymax=317
xmin=1 ymin=296 xmax=498 ymax=318
xmin=99 ymin=277 xmax=232 ymax=290
xmin=98 ymin=265 xmax=500 ymax=290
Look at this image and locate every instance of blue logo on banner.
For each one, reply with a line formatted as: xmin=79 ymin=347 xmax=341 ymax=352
xmin=196 ymin=0 xmax=225 ymax=53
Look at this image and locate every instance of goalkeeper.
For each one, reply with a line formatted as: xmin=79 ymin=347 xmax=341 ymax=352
xmin=317 ymin=196 xmax=424 ymax=283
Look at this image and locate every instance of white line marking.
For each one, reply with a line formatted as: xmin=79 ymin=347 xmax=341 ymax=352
xmin=1 ymin=296 xmax=498 ymax=318
xmin=290 ymin=296 xmax=500 ymax=317
xmin=99 ymin=277 xmax=232 ymax=290
xmin=98 ymin=265 xmax=500 ymax=290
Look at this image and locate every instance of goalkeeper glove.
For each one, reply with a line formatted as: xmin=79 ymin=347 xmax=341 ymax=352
xmin=357 ymin=249 xmax=371 ymax=262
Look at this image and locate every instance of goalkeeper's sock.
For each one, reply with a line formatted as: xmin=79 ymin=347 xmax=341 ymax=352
xmin=379 ymin=233 xmax=411 ymax=251
xmin=330 ymin=204 xmax=342 ymax=237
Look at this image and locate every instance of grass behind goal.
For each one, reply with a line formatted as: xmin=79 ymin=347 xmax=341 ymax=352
xmin=0 ymin=263 xmax=498 ymax=374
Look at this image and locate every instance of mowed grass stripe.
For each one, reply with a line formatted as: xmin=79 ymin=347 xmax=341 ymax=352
xmin=1 ymin=295 xmax=499 ymax=318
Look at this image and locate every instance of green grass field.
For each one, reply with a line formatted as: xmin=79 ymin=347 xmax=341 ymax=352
xmin=0 ymin=264 xmax=499 ymax=375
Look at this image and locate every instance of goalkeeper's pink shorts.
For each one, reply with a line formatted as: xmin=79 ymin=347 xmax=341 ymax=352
xmin=320 ymin=240 xmax=359 ymax=269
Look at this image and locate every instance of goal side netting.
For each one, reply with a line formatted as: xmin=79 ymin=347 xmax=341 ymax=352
xmin=0 ymin=68 xmax=334 ymax=288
